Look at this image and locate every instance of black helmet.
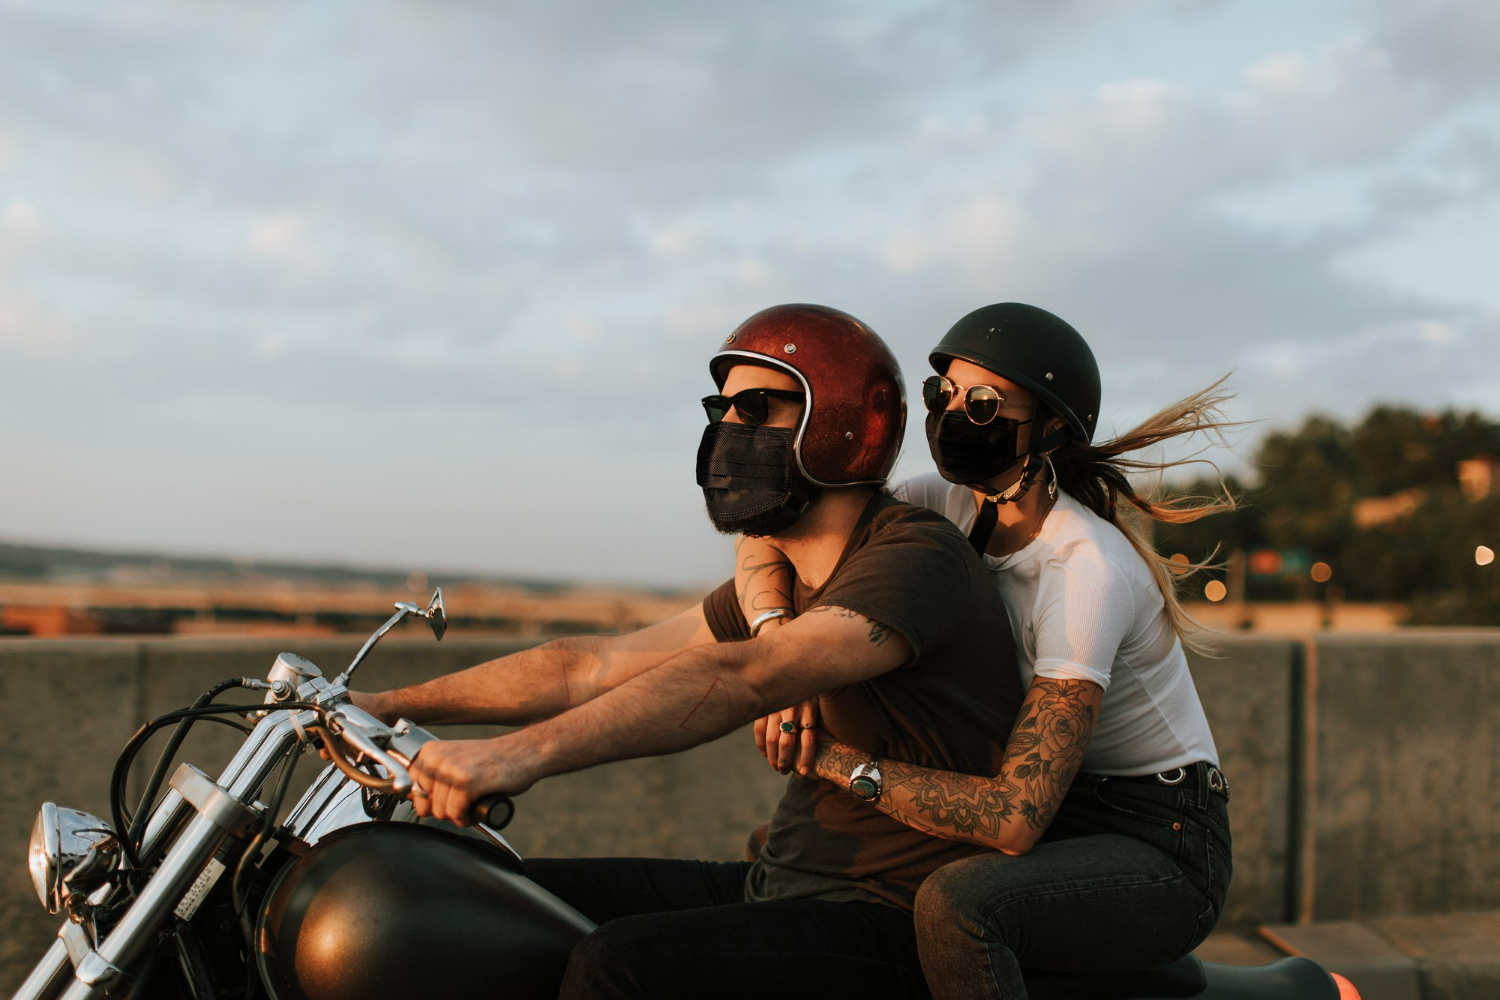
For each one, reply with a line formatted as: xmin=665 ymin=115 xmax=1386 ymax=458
xmin=929 ymin=303 xmax=1101 ymax=444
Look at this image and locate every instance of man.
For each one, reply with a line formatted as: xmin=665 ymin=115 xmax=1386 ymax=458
xmin=351 ymin=304 xmax=1024 ymax=998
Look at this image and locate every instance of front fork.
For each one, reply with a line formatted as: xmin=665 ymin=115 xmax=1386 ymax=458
xmin=12 ymin=713 xmax=305 ymax=1000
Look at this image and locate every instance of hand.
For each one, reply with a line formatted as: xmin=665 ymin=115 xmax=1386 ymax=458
xmin=752 ymin=700 xmax=820 ymax=777
xmin=407 ymin=737 xmax=534 ymax=827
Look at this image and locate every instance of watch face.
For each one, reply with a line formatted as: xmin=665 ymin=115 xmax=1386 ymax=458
xmin=850 ymin=776 xmax=879 ymax=801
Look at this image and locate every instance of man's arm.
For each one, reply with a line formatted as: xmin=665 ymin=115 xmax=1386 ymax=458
xmin=357 ymin=603 xmax=716 ymax=727
xmin=812 ymin=677 xmax=1103 ymax=856
xmin=408 ymin=603 xmax=913 ymax=823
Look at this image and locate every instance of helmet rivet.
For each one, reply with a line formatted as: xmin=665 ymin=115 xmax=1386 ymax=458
xmin=784 ymin=343 xmax=796 ymax=354
xmin=726 ymin=334 xmax=735 ymax=343
xmin=1045 ymin=372 xmax=1054 ymax=381
xmin=844 ymin=431 xmax=853 ymax=441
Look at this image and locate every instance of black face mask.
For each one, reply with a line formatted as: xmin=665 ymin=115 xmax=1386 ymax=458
xmin=696 ymin=422 xmax=819 ymax=537
xmin=925 ymin=410 xmax=1032 ymax=486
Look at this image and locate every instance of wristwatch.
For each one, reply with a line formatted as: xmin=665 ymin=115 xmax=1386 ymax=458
xmin=849 ymin=758 xmax=883 ymax=802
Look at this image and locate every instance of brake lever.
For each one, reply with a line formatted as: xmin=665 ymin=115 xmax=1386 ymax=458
xmin=328 ymin=714 xmax=412 ymax=795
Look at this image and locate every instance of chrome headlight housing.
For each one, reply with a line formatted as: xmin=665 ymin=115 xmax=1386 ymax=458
xmin=28 ymin=803 xmax=119 ymax=914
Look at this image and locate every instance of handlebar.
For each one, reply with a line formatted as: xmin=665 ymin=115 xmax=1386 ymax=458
xmin=310 ymin=706 xmax=514 ymax=830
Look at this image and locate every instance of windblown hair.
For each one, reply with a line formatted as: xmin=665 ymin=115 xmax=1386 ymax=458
xmin=1048 ymin=376 xmax=1239 ymax=654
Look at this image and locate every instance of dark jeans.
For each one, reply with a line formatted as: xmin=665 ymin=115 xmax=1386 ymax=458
xmin=525 ymin=857 xmax=932 ymax=999
xmin=915 ymin=763 xmax=1233 ymax=1000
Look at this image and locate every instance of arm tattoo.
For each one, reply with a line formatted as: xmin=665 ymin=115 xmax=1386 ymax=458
xmin=805 ymin=605 xmax=892 ymax=645
xmin=1001 ymin=678 xmax=1097 ymax=832
xmin=735 ymin=537 xmax=795 ymax=616
xmin=822 ymin=678 xmax=1099 ymax=850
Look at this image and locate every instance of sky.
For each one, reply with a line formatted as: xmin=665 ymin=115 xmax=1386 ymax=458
xmin=1 ymin=0 xmax=1497 ymax=587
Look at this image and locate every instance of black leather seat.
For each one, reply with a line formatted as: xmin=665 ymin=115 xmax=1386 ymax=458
xmin=1023 ymin=954 xmax=1339 ymax=999
xmin=1024 ymin=955 xmax=1208 ymax=999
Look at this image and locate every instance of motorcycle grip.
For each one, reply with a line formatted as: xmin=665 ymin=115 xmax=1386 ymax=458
xmin=474 ymin=794 xmax=514 ymax=830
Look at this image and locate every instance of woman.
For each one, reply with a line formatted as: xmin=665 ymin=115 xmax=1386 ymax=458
xmin=736 ymin=302 xmax=1235 ymax=999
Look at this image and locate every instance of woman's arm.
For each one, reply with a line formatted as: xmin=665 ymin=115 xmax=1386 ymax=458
xmin=813 ymin=677 xmax=1103 ymax=856
xmin=735 ymin=536 xmax=820 ymax=774
xmin=735 ymin=535 xmax=796 ymax=622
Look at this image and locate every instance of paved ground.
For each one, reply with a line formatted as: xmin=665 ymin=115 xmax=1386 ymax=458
xmin=1200 ymin=912 xmax=1500 ymax=1000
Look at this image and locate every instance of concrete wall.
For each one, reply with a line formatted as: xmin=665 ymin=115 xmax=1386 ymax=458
xmin=1187 ymin=637 xmax=1299 ymax=928
xmin=1 ymin=630 xmax=1497 ymax=992
xmin=1306 ymin=632 xmax=1500 ymax=922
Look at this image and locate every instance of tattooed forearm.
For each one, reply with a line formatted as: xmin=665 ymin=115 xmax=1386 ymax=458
xmin=811 ymin=678 xmax=1102 ymax=854
xmin=1001 ymin=678 xmax=1100 ymax=835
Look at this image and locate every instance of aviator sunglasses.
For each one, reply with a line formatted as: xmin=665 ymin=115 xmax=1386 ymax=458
xmin=922 ymin=375 xmax=1020 ymax=426
xmin=701 ymin=387 xmax=806 ymax=426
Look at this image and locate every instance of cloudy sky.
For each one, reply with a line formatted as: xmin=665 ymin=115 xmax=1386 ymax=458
xmin=1 ymin=0 xmax=1497 ymax=587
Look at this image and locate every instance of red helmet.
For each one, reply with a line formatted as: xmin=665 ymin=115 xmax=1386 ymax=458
xmin=709 ymin=304 xmax=906 ymax=487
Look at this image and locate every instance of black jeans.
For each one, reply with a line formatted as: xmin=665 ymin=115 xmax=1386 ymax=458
xmin=525 ymin=858 xmax=932 ymax=999
xmin=914 ymin=763 xmax=1233 ymax=1000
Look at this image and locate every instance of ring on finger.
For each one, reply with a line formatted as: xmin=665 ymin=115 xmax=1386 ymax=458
xmin=779 ymin=721 xmax=797 ymax=735
xmin=800 ymin=723 xmax=815 ymax=731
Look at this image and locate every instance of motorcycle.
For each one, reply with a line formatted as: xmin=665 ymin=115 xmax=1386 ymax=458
xmin=11 ymin=589 xmax=1360 ymax=1000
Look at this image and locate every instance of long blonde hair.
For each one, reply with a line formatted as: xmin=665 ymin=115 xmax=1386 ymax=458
xmin=1048 ymin=377 xmax=1238 ymax=653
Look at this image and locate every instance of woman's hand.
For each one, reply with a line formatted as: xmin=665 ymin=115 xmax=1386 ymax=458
xmin=752 ymin=699 xmax=820 ymax=776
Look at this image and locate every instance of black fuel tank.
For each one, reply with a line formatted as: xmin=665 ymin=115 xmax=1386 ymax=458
xmin=256 ymin=823 xmax=595 ymax=1000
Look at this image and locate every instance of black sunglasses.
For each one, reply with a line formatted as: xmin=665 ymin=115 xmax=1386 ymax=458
xmin=701 ymin=388 xmax=806 ymax=426
xmin=921 ymin=375 xmax=1012 ymax=426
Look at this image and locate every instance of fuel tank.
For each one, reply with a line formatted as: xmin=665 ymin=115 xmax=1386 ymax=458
xmin=256 ymin=823 xmax=595 ymax=1000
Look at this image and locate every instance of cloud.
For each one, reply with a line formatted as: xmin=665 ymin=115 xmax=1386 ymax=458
xmin=2 ymin=0 xmax=1498 ymax=581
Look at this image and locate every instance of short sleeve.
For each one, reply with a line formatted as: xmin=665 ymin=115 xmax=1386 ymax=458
xmin=890 ymin=473 xmax=952 ymax=517
xmin=811 ymin=510 xmax=979 ymax=663
xmin=702 ymin=578 xmax=751 ymax=642
xmin=1029 ymin=550 xmax=1134 ymax=690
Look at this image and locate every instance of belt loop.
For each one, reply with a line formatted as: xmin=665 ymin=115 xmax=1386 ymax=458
xmin=1194 ymin=762 xmax=1208 ymax=810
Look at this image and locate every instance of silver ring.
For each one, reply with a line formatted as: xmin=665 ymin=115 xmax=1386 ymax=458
xmin=779 ymin=721 xmax=798 ymax=735
xmin=800 ymin=723 xmax=816 ymax=731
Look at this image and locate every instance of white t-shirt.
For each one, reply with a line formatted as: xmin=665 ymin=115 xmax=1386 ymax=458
xmin=894 ymin=473 xmax=1219 ymax=776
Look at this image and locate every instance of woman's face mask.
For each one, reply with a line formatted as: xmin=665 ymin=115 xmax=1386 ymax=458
xmin=925 ymin=410 xmax=1033 ymax=486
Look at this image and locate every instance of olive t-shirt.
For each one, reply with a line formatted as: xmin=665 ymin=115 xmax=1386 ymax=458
xmin=703 ymin=493 xmax=1023 ymax=911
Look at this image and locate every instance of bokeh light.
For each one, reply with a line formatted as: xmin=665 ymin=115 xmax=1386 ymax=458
xmin=1311 ymin=562 xmax=1333 ymax=583
xmin=1169 ymin=553 xmax=1190 ymax=575
xmin=1478 ymin=546 xmax=1496 ymax=567
xmin=407 ymin=571 xmax=429 ymax=593
xmin=1205 ymin=580 xmax=1227 ymax=602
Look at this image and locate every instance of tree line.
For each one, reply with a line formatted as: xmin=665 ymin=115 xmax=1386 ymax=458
xmin=1153 ymin=405 xmax=1500 ymax=626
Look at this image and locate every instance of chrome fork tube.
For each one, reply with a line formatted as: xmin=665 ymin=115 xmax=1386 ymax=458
xmin=11 ymin=714 xmax=297 ymax=1000
xmin=53 ymin=714 xmax=303 ymax=1000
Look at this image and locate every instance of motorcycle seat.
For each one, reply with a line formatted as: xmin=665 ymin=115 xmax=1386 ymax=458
xmin=1023 ymin=954 xmax=1339 ymax=1000
xmin=1024 ymin=954 xmax=1207 ymax=999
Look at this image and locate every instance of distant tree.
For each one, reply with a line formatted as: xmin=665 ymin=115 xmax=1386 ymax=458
xmin=1145 ymin=405 xmax=1500 ymax=623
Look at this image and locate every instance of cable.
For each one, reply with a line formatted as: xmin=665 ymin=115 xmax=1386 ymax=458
xmin=126 ymin=678 xmax=250 ymax=837
xmin=109 ymin=701 xmax=318 ymax=870
xmin=231 ymin=744 xmax=299 ymax=952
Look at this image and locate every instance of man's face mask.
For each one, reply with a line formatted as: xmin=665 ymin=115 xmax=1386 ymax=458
xmin=925 ymin=410 xmax=1033 ymax=486
xmin=696 ymin=422 xmax=818 ymax=537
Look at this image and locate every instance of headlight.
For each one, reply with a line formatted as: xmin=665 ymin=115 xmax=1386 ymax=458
xmin=28 ymin=803 xmax=118 ymax=914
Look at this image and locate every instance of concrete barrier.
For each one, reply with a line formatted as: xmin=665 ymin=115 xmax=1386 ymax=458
xmin=1188 ymin=637 xmax=1299 ymax=928
xmin=1304 ymin=631 xmax=1500 ymax=922
xmin=2 ymin=629 xmax=1497 ymax=993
